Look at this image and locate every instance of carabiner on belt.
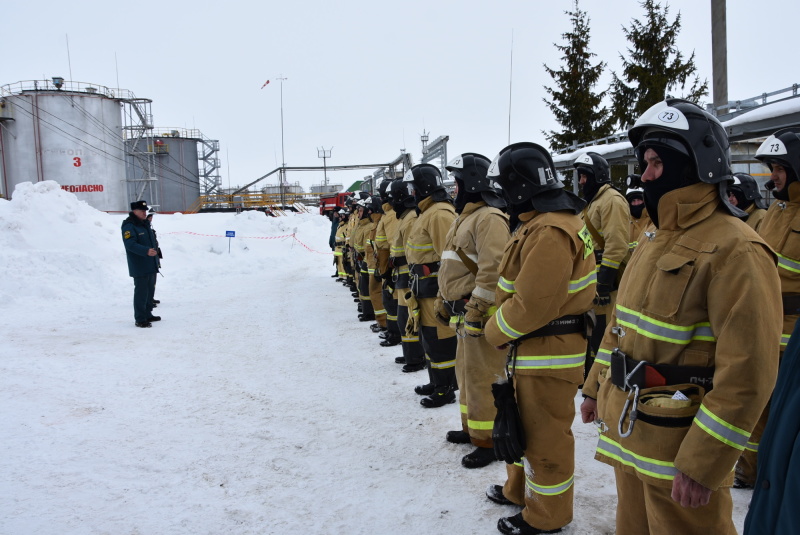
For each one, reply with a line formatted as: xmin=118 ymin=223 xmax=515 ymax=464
xmin=618 ymin=360 xmax=646 ymax=438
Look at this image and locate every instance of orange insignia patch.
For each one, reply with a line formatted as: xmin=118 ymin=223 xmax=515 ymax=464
xmin=124 ymin=230 xmax=131 ymax=239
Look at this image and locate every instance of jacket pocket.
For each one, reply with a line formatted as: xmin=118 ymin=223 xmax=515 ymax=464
xmin=642 ymin=253 xmax=694 ymax=319
xmin=779 ymin=220 xmax=800 ymax=262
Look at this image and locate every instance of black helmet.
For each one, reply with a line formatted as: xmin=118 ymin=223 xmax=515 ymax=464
xmin=487 ymin=142 xmax=563 ymax=204
xmin=403 ymin=163 xmax=445 ymax=199
xmin=572 ymin=152 xmax=610 ymax=184
xmin=389 ymin=178 xmax=416 ymax=213
xmin=755 ymin=129 xmax=800 ymax=182
xmin=625 ymin=174 xmax=642 ymax=189
xmin=446 ymin=153 xmax=493 ymax=192
xmin=730 ymin=173 xmax=768 ymax=210
xmin=378 ymin=178 xmax=393 ymax=203
xmin=628 ymin=98 xmax=732 ymax=185
xmin=447 ymin=152 xmax=506 ymax=211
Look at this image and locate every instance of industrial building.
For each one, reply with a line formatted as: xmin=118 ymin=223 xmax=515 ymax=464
xmin=0 ymin=78 xmax=220 ymax=212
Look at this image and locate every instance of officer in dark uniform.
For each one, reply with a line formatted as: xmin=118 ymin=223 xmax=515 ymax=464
xmin=122 ymin=200 xmax=161 ymax=328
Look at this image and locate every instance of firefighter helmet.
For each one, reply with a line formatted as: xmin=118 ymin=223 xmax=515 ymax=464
xmin=755 ymin=129 xmax=800 ymax=182
xmin=403 ymin=164 xmax=445 ymax=198
xmin=730 ymin=173 xmax=768 ymax=210
xmin=572 ymin=152 xmax=610 ymax=184
xmin=629 ymin=98 xmax=732 ymax=185
xmin=487 ymin=142 xmax=563 ymax=205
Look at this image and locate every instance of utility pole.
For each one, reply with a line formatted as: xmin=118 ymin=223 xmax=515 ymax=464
xmin=277 ymin=75 xmax=288 ymax=208
xmin=711 ymin=0 xmax=728 ymax=115
xmin=318 ymin=146 xmax=333 ymax=189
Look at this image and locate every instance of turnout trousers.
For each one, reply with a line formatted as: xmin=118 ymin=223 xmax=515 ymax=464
xmin=455 ymin=334 xmax=506 ymax=447
xmin=358 ymin=269 xmax=374 ymax=317
xmin=396 ymin=288 xmax=424 ymax=365
xmin=515 ymin=374 xmax=577 ymax=531
xmin=369 ymin=274 xmax=386 ymax=328
xmin=418 ymin=296 xmax=457 ymax=389
xmin=133 ymin=273 xmax=156 ymax=323
xmin=613 ymin=467 xmax=735 ymax=535
xmin=382 ymin=287 xmax=400 ymax=340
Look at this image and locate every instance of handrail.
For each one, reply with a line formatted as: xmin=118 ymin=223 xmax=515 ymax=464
xmin=0 ymin=79 xmax=140 ymax=101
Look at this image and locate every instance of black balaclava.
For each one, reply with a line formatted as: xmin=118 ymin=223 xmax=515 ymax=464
xmin=579 ymin=169 xmax=601 ymax=203
xmin=771 ymin=166 xmax=798 ymax=201
xmin=454 ymin=178 xmax=484 ymax=213
xmin=628 ymin=198 xmax=646 ymax=219
xmin=642 ymin=145 xmax=696 ymax=228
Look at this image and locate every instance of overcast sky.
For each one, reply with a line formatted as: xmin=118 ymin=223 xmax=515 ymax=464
xmin=3 ymin=0 xmax=798 ymax=191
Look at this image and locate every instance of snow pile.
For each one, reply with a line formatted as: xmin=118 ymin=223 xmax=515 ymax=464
xmin=0 ymin=183 xmax=753 ymax=534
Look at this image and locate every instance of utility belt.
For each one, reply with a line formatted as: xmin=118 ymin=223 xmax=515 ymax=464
xmin=391 ymin=255 xmax=407 ymax=267
xmin=610 ymin=348 xmax=713 ymax=438
xmin=410 ymin=261 xmax=440 ymax=277
xmin=409 ymin=262 xmax=441 ymax=299
xmin=610 ymin=349 xmax=714 ymax=392
xmin=783 ymin=294 xmax=800 ymax=315
xmin=515 ymin=314 xmax=585 ymax=342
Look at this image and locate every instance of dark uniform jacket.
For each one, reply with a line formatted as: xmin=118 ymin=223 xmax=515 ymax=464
xmin=121 ymin=214 xmax=159 ymax=277
xmin=744 ymin=318 xmax=800 ymax=535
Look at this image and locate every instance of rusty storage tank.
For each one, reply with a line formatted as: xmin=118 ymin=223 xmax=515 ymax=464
xmin=0 ymin=79 xmax=132 ymax=211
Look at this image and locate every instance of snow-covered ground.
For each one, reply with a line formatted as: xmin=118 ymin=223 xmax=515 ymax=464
xmin=0 ymin=182 xmax=753 ymax=534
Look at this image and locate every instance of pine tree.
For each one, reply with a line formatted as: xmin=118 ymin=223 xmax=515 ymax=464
xmin=543 ymin=0 xmax=612 ymax=151
xmin=609 ymin=0 xmax=708 ymax=130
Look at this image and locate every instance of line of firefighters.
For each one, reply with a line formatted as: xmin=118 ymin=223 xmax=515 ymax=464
xmin=325 ymin=99 xmax=795 ymax=535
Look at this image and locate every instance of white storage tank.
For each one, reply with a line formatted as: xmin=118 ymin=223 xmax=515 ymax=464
xmin=0 ymin=79 xmax=130 ymax=211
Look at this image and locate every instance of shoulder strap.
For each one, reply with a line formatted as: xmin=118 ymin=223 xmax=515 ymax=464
xmin=455 ymin=248 xmax=479 ymax=276
xmin=582 ymin=207 xmax=605 ymax=250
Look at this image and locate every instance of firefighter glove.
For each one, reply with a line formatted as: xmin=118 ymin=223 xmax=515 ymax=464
xmin=404 ymin=291 xmax=420 ymax=336
xmin=464 ymin=295 xmax=494 ymax=337
xmin=434 ymin=296 xmax=451 ymax=327
xmin=491 ymin=380 xmax=526 ymax=464
xmin=594 ymin=265 xmax=617 ymax=307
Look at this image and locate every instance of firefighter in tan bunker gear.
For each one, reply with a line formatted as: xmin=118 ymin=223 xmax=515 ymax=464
xmin=374 ymin=179 xmax=401 ymax=347
xmin=727 ymin=173 xmax=768 ymax=234
xmin=573 ymin=152 xmax=631 ymax=378
xmin=352 ymin=198 xmax=377 ymax=322
xmin=581 ymin=99 xmax=781 ymax=535
xmin=362 ymin=196 xmax=387 ymax=332
xmin=388 ymin=179 xmax=427 ymax=372
xmin=734 ymin=131 xmax=800 ymax=489
xmin=404 ymin=164 xmax=458 ymax=408
xmin=483 ymin=142 xmax=596 ymax=535
xmin=334 ymin=209 xmax=349 ymax=279
xmin=437 ymin=152 xmax=510 ymax=469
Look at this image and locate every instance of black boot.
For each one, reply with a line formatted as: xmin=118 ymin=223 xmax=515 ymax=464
xmin=497 ymin=513 xmax=562 ymax=534
xmin=370 ymin=323 xmax=386 ymax=333
xmin=394 ymin=356 xmax=406 ymax=364
xmin=135 ymin=321 xmax=152 ymax=328
xmin=420 ymin=387 xmax=455 ymax=408
xmin=402 ymin=362 xmax=425 ymax=373
xmin=446 ymin=430 xmax=471 ymax=444
xmin=486 ymin=484 xmax=517 ymax=506
xmin=380 ymin=334 xmax=400 ymax=347
xmin=462 ymin=446 xmax=497 ymax=469
xmin=414 ymin=383 xmax=434 ymax=395
xmin=358 ymin=313 xmax=375 ymax=322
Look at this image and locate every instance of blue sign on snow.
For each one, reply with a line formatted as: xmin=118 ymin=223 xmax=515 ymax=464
xmin=226 ymin=231 xmax=235 ymax=237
